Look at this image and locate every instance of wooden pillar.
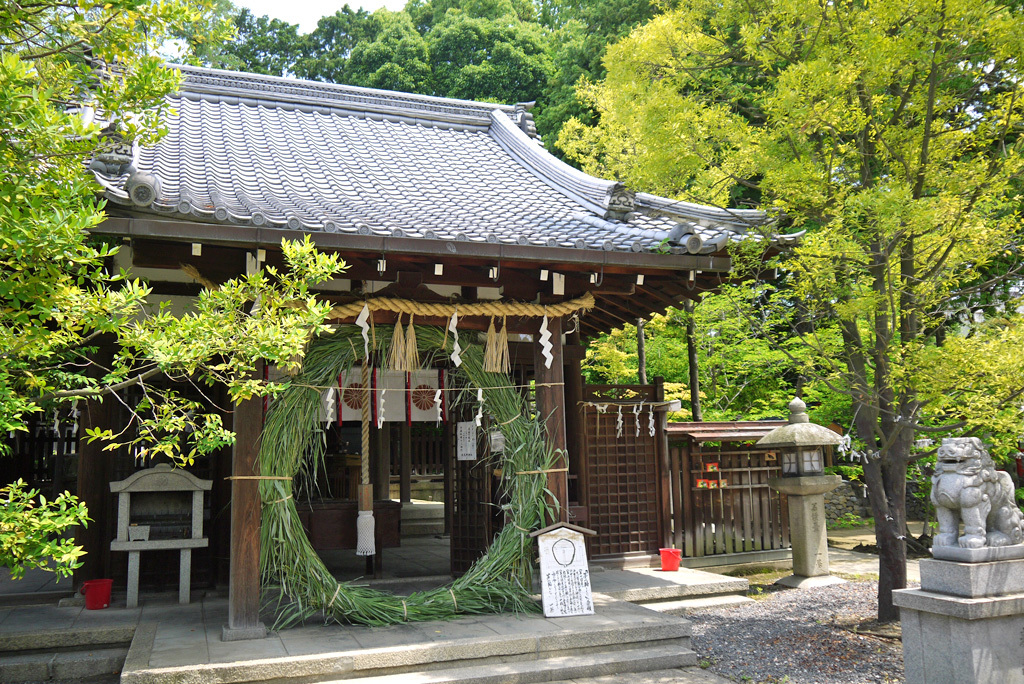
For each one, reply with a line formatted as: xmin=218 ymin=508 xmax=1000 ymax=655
xmin=563 ymin=338 xmax=585 ymax=509
xmin=654 ymin=376 xmax=673 ymax=549
xmin=443 ymin=419 xmax=453 ymax=536
xmin=75 ymin=392 xmax=114 ymax=584
xmin=374 ymin=424 xmax=391 ymax=501
xmin=75 ymin=346 xmax=116 ymax=586
xmin=400 ymin=423 xmax=412 ymax=503
xmin=534 ymin=316 xmax=568 ymax=523
xmin=223 ymin=361 xmax=266 ymax=641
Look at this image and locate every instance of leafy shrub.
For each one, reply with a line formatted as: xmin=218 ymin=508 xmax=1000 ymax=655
xmin=1 ymin=480 xmax=89 ymax=579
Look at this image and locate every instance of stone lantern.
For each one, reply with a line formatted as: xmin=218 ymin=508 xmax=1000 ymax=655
xmin=758 ymin=398 xmax=845 ymax=588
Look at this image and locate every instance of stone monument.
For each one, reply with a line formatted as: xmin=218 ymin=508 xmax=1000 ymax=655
xmin=894 ymin=437 xmax=1024 ymax=684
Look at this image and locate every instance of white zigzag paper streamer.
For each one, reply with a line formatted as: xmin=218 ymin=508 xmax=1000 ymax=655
xmin=475 ymin=388 xmax=484 ymax=427
xmin=434 ymin=388 xmax=442 ymax=425
xmin=320 ymin=388 xmax=336 ymax=423
xmin=539 ymin=315 xmax=553 ymax=369
xmin=377 ymin=388 xmax=385 ymax=428
xmin=616 ymin=405 xmax=623 ymax=438
xmin=449 ymin=310 xmax=462 ymax=367
xmin=634 ymin=402 xmax=642 ymax=437
xmin=356 ymin=305 xmax=370 ymax=359
xmin=648 ymin=404 xmax=656 ymax=437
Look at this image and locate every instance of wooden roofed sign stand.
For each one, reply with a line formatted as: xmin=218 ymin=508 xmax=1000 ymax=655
xmin=76 ymin=65 xmax=794 ymax=637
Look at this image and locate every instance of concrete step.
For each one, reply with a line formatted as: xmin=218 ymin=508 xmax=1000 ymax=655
xmin=0 ymin=645 xmax=128 ymax=683
xmin=638 ymin=594 xmax=755 ymax=616
xmin=591 ymin=567 xmax=749 ymax=605
xmin=322 ymin=644 xmax=697 ymax=684
xmin=122 ymin=605 xmax=693 ymax=684
xmin=403 ymin=522 xmax=446 ymax=537
xmin=0 ymin=625 xmax=135 ymax=653
xmin=401 ymin=503 xmax=445 ymax=521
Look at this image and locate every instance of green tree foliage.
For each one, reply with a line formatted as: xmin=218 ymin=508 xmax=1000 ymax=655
xmin=346 ymin=11 xmax=431 ymax=93
xmin=1 ymin=481 xmax=89 ymax=579
xmin=170 ymin=0 xmax=241 ymax=70
xmin=1 ymin=1 xmax=343 ymax=576
xmin=565 ymin=0 xmax=1024 ymax=621
xmin=426 ymin=6 xmax=551 ymax=103
xmin=223 ymin=8 xmax=304 ymax=75
xmin=533 ymin=0 xmax=659 ymax=148
xmin=295 ymin=6 xmax=373 ymax=82
xmin=584 ymin=287 xmax=849 ymax=426
xmin=217 ymin=1 xmax=551 ymax=104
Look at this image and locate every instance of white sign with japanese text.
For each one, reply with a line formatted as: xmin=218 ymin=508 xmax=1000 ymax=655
xmin=537 ymin=527 xmax=594 ymax=617
xmin=456 ymin=421 xmax=476 ymax=461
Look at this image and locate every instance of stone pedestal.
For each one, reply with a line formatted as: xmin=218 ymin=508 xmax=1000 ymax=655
xmin=769 ymin=474 xmax=846 ymax=588
xmin=894 ymin=553 xmax=1024 ymax=684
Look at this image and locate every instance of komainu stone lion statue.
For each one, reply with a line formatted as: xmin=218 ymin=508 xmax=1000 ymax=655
xmin=931 ymin=437 xmax=1024 ymax=549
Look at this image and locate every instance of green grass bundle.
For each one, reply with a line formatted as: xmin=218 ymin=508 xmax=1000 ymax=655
xmin=258 ymin=324 xmax=557 ymax=627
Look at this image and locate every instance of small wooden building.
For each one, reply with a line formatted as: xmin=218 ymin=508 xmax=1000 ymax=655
xmin=4 ymin=65 xmax=802 ymax=632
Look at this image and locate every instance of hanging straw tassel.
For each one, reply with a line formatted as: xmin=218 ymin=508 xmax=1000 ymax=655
xmin=405 ymin=313 xmax=419 ymax=370
xmin=356 ymin=362 xmax=375 ymax=557
xmin=483 ymin=317 xmax=499 ymax=373
xmin=388 ymin=315 xmax=407 ymax=371
xmin=498 ymin=315 xmax=510 ymax=374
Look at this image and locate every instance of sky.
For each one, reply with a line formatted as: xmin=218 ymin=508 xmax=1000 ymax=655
xmin=234 ymin=1 xmax=407 ymax=32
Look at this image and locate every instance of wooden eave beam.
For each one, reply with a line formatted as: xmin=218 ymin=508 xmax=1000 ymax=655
xmin=592 ymin=302 xmax=632 ymax=328
xmin=98 ymin=216 xmax=731 ymax=274
xmin=593 ymin=293 xmax=652 ymax=323
xmin=581 ymin=309 xmax=620 ymax=334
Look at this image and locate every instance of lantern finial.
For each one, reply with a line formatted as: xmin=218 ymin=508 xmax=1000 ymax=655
xmin=788 ymin=397 xmax=809 ymax=424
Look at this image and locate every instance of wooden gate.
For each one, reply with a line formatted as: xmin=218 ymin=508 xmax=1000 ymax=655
xmin=448 ymin=420 xmax=499 ymax=575
xmin=579 ymin=384 xmax=665 ymax=557
xmin=667 ymin=423 xmax=790 ymax=558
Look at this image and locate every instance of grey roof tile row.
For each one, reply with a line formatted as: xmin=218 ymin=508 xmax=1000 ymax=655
xmin=95 ymin=66 xmax=773 ymax=255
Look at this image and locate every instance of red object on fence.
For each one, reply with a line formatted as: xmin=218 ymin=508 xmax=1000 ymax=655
xmin=659 ymin=548 xmax=682 ymax=571
xmin=80 ymin=579 xmax=112 ymax=610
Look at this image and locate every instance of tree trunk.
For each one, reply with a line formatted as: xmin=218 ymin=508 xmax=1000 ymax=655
xmin=637 ymin=318 xmax=648 ymax=385
xmin=859 ymin=424 xmax=911 ymax=623
xmin=683 ymin=300 xmax=702 ymax=421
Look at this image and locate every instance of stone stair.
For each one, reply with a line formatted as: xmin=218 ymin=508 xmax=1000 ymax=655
xmin=120 ymin=599 xmax=696 ymax=684
xmin=401 ymin=501 xmax=445 ymax=537
xmin=0 ymin=624 xmax=133 ymax=684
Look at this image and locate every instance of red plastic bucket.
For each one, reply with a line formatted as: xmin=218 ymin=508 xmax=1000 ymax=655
xmin=659 ymin=548 xmax=682 ymax=572
xmin=80 ymin=579 xmax=112 ymax=610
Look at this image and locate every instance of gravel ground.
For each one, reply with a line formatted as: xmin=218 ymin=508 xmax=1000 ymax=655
xmin=689 ymin=581 xmax=909 ymax=684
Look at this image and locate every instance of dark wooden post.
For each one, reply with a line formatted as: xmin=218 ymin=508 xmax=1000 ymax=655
xmin=375 ymin=424 xmax=390 ymax=501
xmin=637 ymin=318 xmax=648 ymax=385
xmin=75 ymin=346 xmax=115 ymax=585
xmin=684 ymin=300 xmax=702 ymax=421
xmin=223 ymin=360 xmax=267 ymax=641
xmin=75 ymin=398 xmax=114 ymax=583
xmin=534 ymin=316 xmax=568 ymax=523
xmin=563 ymin=337 xmax=585 ymax=512
xmin=400 ymin=423 xmax=412 ymax=503
xmin=654 ymin=377 xmax=673 ymax=549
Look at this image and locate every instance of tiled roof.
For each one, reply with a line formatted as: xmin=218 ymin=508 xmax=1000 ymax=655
xmin=93 ymin=65 xmax=781 ymax=256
